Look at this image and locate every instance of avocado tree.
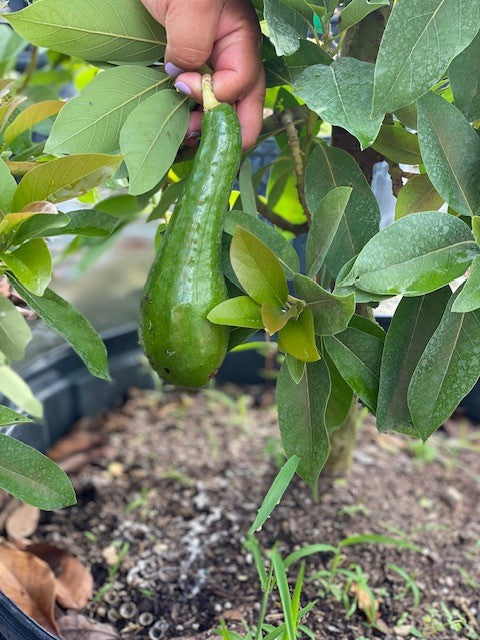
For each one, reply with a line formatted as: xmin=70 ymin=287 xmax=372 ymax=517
xmin=1 ymin=0 xmax=480 ymax=507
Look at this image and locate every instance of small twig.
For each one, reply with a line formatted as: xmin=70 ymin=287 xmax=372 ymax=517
xmin=255 ymin=197 xmax=308 ymax=235
xmin=387 ymin=160 xmax=404 ymax=197
xmin=281 ymin=110 xmax=311 ymax=225
xmin=18 ymin=46 xmax=38 ymax=93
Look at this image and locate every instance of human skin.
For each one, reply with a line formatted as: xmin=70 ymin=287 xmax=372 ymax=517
xmin=140 ymin=0 xmax=265 ymax=149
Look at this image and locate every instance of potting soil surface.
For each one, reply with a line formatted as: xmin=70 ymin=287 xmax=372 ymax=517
xmin=37 ymin=386 xmax=480 ymax=640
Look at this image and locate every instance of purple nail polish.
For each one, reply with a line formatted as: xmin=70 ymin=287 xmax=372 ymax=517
xmin=165 ymin=62 xmax=184 ymax=78
xmin=186 ymin=131 xmax=200 ymax=139
xmin=174 ymin=81 xmax=192 ymax=96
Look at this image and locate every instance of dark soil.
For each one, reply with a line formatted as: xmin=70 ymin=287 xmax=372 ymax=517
xmin=36 ymin=386 xmax=480 ymax=640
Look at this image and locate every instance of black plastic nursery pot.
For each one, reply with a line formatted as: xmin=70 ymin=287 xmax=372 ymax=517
xmin=1 ymin=319 xmax=480 ymax=640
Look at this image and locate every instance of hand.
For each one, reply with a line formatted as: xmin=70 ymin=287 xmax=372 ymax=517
xmin=140 ymin=0 xmax=265 ymax=149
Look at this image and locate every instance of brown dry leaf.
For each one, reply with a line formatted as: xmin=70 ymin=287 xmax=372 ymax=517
xmin=6 ymin=503 xmax=40 ymax=540
xmin=0 ymin=497 xmax=22 ymax=532
xmin=57 ymin=613 xmax=119 ymax=640
xmin=0 ymin=544 xmax=58 ymax=634
xmin=20 ymin=201 xmax=58 ymax=214
xmin=27 ymin=543 xmax=93 ymax=610
xmin=47 ymin=430 xmax=104 ymax=462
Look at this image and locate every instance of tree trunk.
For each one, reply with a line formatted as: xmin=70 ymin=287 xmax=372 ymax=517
xmin=324 ymin=402 xmax=360 ymax=477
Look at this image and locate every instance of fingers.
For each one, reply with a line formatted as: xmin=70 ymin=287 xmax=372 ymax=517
xmin=163 ymin=0 xmax=223 ymax=70
xmin=236 ymin=73 xmax=266 ymax=150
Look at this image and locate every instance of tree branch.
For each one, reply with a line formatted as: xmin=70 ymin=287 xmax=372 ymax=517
xmin=281 ymin=110 xmax=311 ymax=225
xmin=255 ymin=197 xmax=308 ymax=235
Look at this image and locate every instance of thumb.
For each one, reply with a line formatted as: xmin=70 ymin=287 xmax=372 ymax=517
xmin=164 ymin=0 xmax=222 ymax=70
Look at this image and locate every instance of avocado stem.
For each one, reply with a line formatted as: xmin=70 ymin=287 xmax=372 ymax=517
xmin=202 ymin=75 xmax=220 ymax=111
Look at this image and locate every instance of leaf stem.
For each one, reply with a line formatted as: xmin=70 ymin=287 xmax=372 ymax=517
xmin=202 ymin=75 xmax=220 ymax=111
xmin=18 ymin=46 xmax=38 ymax=93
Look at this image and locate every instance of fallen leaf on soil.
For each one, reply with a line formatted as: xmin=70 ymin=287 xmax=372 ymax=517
xmin=47 ymin=430 xmax=104 ymax=462
xmin=0 ymin=497 xmax=22 ymax=531
xmin=57 ymin=613 xmax=119 ymax=639
xmin=6 ymin=503 xmax=40 ymax=540
xmin=27 ymin=543 xmax=93 ymax=610
xmin=0 ymin=544 xmax=58 ymax=634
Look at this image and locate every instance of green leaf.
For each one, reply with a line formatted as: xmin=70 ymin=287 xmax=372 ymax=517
xmin=452 ymin=256 xmax=480 ymax=313
xmin=418 ymin=92 xmax=480 ymax=217
xmin=12 ymin=154 xmax=123 ymax=211
xmin=0 ymin=157 xmax=17 ymax=213
xmin=262 ymin=301 xmax=297 ymax=334
xmin=148 ymin=180 xmax=185 ymax=221
xmin=2 ymin=239 xmax=52 ymax=296
xmin=46 ymin=209 xmax=119 ymax=238
xmin=207 ymin=296 xmax=263 ymax=329
xmin=7 ymin=212 xmax=70 ymax=245
xmin=286 ymin=353 xmax=306 ymax=384
xmin=0 ymin=434 xmax=75 ymax=510
xmin=324 ymin=318 xmax=384 ymax=411
xmin=277 ymin=358 xmax=331 ymax=490
xmin=225 ymin=210 xmax=300 ymax=276
xmin=46 ymin=67 xmax=169 ymax=155
xmin=371 ymin=124 xmax=422 ymax=165
xmin=238 ymin=159 xmax=257 ymax=217
xmin=344 ymin=211 xmax=478 ymax=297
xmin=4 ymin=100 xmax=64 ymax=146
xmin=338 ymin=0 xmax=389 ymax=32
xmin=0 ymin=406 xmax=32 ymax=427
xmin=121 ymin=90 xmax=189 ymax=196
xmin=279 ymin=308 xmax=320 ymax=362
xmin=294 ymin=274 xmax=355 ymax=336
xmin=295 ymin=58 xmax=382 ymax=149
xmin=0 ymin=296 xmax=31 ymax=361
xmin=249 ymin=455 xmax=300 ymax=535
xmin=449 ymin=31 xmax=480 ymax=122
xmin=408 ymin=289 xmax=480 ymax=440
xmin=0 ymin=359 xmax=42 ymax=418
xmin=306 ymin=187 xmax=352 ymax=278
xmin=264 ymin=0 xmax=309 ymax=56
xmin=305 ymin=142 xmax=380 ymax=277
xmin=269 ymin=550 xmax=296 ymax=640
xmin=376 ymin=288 xmax=450 ymax=437
xmin=395 ymin=173 xmax=444 ymax=220
xmin=473 ymin=217 xmax=480 ymax=246
xmin=0 ymin=24 xmax=27 ymax=64
xmin=334 ymin=257 xmax=392 ymax=304
xmin=324 ymin=351 xmax=353 ymax=431
xmin=6 ymin=0 xmax=166 ymax=64
xmin=8 ymin=277 xmax=110 ymax=381
xmin=264 ymin=39 xmax=333 ymax=87
xmin=230 ymin=227 xmax=288 ymax=306
xmin=372 ymin=0 xmax=480 ymax=116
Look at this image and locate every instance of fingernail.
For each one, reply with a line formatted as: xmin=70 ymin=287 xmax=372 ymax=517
xmin=186 ymin=131 xmax=200 ymax=139
xmin=165 ymin=62 xmax=184 ymax=78
xmin=174 ymin=81 xmax=191 ymax=96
